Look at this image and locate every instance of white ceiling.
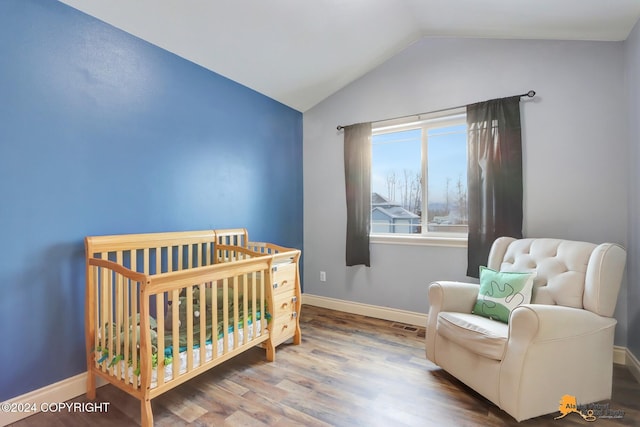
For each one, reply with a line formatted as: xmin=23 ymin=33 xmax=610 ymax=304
xmin=58 ymin=0 xmax=640 ymax=112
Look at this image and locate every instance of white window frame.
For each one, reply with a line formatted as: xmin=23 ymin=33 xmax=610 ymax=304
xmin=370 ymin=108 xmax=468 ymax=248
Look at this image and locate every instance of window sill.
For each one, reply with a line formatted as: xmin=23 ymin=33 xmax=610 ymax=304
xmin=370 ymin=234 xmax=467 ymax=248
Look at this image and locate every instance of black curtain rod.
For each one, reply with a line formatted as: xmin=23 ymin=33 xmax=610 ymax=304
xmin=336 ymin=90 xmax=536 ymax=131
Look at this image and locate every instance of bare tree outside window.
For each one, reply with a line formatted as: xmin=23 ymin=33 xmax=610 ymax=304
xmin=386 ymin=171 xmax=397 ymax=203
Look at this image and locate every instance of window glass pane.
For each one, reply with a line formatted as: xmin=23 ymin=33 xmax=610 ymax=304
xmin=371 ymin=129 xmax=422 ymax=234
xmin=426 ymin=123 xmax=468 ymax=233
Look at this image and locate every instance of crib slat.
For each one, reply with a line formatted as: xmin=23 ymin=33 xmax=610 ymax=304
xmin=123 ymin=273 xmax=130 ymax=384
xmin=131 ymin=276 xmax=139 ymax=390
xmin=199 ymin=284 xmax=206 ymax=364
xmin=129 ymin=252 xmax=139 ymax=389
xmin=233 ymin=276 xmax=239 ymax=349
xmin=138 ymin=284 xmax=152 ymax=394
xmin=155 ymin=248 xmax=160 ymax=273
xmin=101 ymin=258 xmax=113 ymax=376
xmin=115 ymin=252 xmax=124 ymax=382
xmin=99 ymin=255 xmax=108 ymax=373
xmin=242 ymin=274 xmax=248 ymax=345
xmin=261 ymin=266 xmax=268 ymax=334
xmin=222 ymin=278 xmax=229 ymax=354
xmin=91 ymin=266 xmax=99 ymax=370
xmin=142 ymin=248 xmax=151 ymax=274
xmin=109 ymin=268 xmax=115 ymax=378
xmin=129 ymin=249 xmax=142 ymax=388
xmin=171 ymin=288 xmax=179 ymax=380
xmin=186 ymin=285 xmax=194 ymax=372
xmin=130 ymin=249 xmax=137 ymax=272
xmin=156 ymin=292 xmax=165 ymax=388
xmin=251 ymin=271 xmax=257 ymax=340
xmin=129 ymin=279 xmax=138 ymax=386
xmin=212 ymin=280 xmax=218 ymax=359
xmin=155 ymin=247 xmax=161 ymax=275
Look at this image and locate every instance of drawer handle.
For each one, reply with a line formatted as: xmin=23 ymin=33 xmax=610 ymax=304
xmin=280 ymin=280 xmax=288 ymax=287
xmin=281 ymin=301 xmax=289 ymax=308
xmin=292 ymin=311 xmax=298 ymax=319
xmin=291 ymin=296 xmax=297 ymax=303
xmin=273 ymin=282 xmax=278 ymax=289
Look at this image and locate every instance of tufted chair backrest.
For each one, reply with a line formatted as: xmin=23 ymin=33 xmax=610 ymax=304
xmin=487 ymin=237 xmax=626 ymax=317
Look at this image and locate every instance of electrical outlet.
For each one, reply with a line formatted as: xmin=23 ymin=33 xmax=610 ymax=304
xmin=320 ymin=271 xmax=326 ymax=282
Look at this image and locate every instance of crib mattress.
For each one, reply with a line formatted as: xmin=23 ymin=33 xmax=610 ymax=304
xmin=102 ymin=321 xmax=263 ymax=388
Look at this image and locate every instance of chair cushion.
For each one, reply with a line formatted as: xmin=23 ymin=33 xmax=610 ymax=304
xmin=437 ymin=312 xmax=509 ymax=360
xmin=472 ymin=266 xmax=535 ymax=323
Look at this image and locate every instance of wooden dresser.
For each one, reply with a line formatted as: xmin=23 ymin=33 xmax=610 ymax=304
xmin=246 ymin=242 xmax=301 ymax=359
xmin=270 ymin=255 xmax=302 ymax=347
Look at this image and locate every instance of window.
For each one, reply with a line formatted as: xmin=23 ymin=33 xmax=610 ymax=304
xmin=371 ymin=109 xmax=468 ymax=240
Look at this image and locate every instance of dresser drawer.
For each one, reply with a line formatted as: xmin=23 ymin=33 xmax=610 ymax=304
xmin=273 ymin=291 xmax=298 ymax=314
xmin=270 ymin=310 xmax=298 ymax=341
xmin=271 ymin=262 xmax=297 ymax=295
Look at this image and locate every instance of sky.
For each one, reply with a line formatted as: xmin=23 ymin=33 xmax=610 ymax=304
xmin=371 ymin=123 xmax=467 ymax=206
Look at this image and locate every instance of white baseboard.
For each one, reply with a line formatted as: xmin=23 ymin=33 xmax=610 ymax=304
xmin=0 ymin=374 xmax=106 ymax=426
xmin=613 ymin=346 xmax=627 ymax=365
xmin=302 ymin=293 xmax=428 ymax=326
xmin=626 ymin=347 xmax=640 ymax=383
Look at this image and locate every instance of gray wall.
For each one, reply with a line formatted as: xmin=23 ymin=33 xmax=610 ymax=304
xmin=626 ymin=20 xmax=640 ymax=357
xmin=303 ymin=37 xmax=629 ymax=344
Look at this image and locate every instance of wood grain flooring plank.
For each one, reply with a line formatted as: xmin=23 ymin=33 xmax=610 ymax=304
xmin=8 ymin=304 xmax=639 ymax=427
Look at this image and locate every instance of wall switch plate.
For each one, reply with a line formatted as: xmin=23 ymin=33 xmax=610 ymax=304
xmin=320 ymin=271 xmax=326 ymax=282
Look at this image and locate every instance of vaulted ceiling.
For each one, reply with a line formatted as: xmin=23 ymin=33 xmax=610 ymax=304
xmin=58 ymin=0 xmax=640 ymax=112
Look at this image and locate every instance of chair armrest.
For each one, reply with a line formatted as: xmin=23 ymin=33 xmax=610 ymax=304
xmin=426 ymin=281 xmax=479 ymax=362
xmin=499 ymin=304 xmax=617 ymax=420
xmin=508 ymin=304 xmax=616 ymax=342
xmin=428 ymin=281 xmax=479 ymax=313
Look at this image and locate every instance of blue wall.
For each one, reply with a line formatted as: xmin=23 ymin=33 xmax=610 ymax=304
xmin=0 ymin=0 xmax=302 ymax=401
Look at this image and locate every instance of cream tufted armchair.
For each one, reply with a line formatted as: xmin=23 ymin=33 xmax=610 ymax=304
xmin=426 ymin=237 xmax=626 ymax=421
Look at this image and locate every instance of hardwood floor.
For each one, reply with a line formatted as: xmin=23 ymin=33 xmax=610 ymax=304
xmin=9 ymin=305 xmax=640 ymax=426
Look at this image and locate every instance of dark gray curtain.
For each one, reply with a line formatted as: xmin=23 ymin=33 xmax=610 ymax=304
xmin=344 ymin=123 xmax=372 ymax=267
xmin=466 ymin=96 xmax=523 ymax=277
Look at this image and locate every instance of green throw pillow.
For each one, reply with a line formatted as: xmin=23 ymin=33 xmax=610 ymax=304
xmin=472 ymin=266 xmax=535 ymax=324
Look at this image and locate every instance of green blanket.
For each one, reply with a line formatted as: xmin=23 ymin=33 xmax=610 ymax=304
xmin=96 ymin=290 xmax=266 ymax=370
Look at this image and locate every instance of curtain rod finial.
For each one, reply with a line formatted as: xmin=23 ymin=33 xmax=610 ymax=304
xmin=527 ymin=90 xmax=536 ymax=97
xmin=337 ymin=125 xmax=344 ymax=131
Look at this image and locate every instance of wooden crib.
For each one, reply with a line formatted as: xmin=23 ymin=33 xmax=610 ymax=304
xmin=84 ymin=229 xmax=301 ymax=426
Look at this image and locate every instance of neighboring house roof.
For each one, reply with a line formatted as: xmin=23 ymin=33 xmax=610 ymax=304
xmin=373 ymin=206 xmax=420 ymax=220
xmin=372 ymin=193 xmax=419 ymax=220
xmin=372 ymin=192 xmax=393 ymax=206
